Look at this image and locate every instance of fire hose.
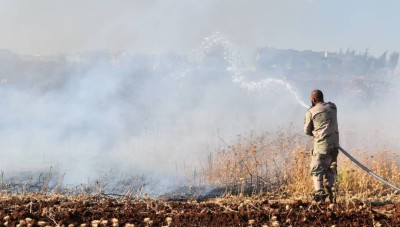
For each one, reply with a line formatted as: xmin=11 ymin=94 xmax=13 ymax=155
xmin=338 ymin=146 xmax=400 ymax=191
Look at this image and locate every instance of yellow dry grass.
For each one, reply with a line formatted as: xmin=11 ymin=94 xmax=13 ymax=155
xmin=202 ymin=129 xmax=400 ymax=202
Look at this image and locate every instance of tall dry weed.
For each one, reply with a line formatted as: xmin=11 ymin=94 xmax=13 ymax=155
xmin=202 ymin=129 xmax=400 ymax=201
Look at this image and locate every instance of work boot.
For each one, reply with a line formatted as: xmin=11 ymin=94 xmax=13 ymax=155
xmin=326 ymin=186 xmax=336 ymax=203
xmin=328 ymin=162 xmax=338 ymax=203
xmin=313 ymin=190 xmax=328 ymax=202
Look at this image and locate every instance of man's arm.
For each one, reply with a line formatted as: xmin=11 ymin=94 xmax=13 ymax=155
xmin=304 ymin=111 xmax=314 ymax=136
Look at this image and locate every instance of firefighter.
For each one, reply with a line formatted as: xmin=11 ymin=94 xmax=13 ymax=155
xmin=304 ymin=89 xmax=339 ymax=202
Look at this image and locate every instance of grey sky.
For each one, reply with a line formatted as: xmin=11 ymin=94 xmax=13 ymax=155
xmin=0 ymin=0 xmax=399 ymax=55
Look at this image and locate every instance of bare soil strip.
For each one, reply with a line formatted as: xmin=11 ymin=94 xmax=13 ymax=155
xmin=0 ymin=194 xmax=399 ymax=226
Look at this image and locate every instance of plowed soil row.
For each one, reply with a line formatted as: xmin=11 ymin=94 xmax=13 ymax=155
xmin=0 ymin=194 xmax=399 ymax=226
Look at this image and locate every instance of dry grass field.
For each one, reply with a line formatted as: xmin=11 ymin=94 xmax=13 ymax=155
xmin=203 ymin=129 xmax=400 ymax=203
xmin=0 ymin=130 xmax=400 ymax=226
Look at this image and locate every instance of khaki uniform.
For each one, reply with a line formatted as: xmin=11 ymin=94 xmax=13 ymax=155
xmin=304 ymin=102 xmax=339 ymax=195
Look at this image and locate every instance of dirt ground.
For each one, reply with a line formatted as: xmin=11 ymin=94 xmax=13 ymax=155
xmin=0 ymin=194 xmax=399 ymax=226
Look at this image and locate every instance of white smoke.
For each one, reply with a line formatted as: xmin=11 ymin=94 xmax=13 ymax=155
xmin=0 ymin=33 xmax=312 ymax=190
xmin=0 ymin=30 xmax=399 ymax=195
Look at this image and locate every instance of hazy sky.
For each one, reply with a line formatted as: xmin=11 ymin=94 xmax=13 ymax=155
xmin=0 ymin=0 xmax=399 ymax=56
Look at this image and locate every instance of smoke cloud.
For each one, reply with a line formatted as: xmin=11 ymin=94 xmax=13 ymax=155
xmin=1 ymin=34 xmax=399 ymax=190
xmin=0 ymin=1 xmax=399 ymax=194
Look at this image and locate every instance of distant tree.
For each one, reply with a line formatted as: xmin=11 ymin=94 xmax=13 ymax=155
xmin=389 ymin=52 xmax=399 ymax=71
xmin=372 ymin=51 xmax=387 ymax=71
xmin=363 ymin=48 xmax=369 ymax=58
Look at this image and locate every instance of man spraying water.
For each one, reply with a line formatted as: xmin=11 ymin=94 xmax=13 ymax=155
xmin=304 ymin=89 xmax=339 ymax=202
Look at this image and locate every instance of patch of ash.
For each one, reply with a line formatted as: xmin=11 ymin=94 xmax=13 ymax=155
xmin=158 ymin=184 xmax=261 ymax=201
xmin=158 ymin=185 xmax=229 ymax=201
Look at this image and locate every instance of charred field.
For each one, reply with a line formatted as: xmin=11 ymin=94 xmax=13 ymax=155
xmin=0 ymin=193 xmax=400 ymax=226
xmin=1 ymin=131 xmax=400 ymax=226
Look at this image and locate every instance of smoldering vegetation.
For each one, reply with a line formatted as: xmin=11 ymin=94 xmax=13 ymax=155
xmin=0 ymin=34 xmax=399 ymax=197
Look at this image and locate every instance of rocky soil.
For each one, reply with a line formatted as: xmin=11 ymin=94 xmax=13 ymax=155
xmin=0 ymin=194 xmax=399 ymax=226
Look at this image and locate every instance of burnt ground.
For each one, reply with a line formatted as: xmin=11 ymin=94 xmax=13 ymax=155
xmin=0 ymin=194 xmax=399 ymax=226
